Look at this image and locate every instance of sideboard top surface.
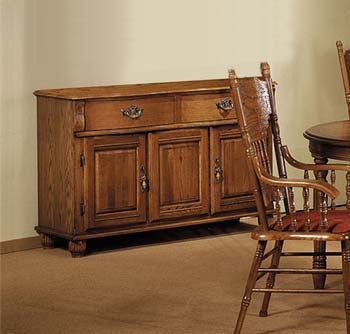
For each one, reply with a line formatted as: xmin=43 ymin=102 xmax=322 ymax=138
xmin=34 ymin=78 xmax=230 ymax=100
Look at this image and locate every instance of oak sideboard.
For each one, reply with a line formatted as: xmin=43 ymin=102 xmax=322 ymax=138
xmin=35 ymin=79 xmax=269 ymax=257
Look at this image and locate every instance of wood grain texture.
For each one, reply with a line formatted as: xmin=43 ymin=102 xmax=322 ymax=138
xmin=179 ymin=92 xmax=235 ymax=122
xmin=341 ymin=240 xmax=350 ymax=333
xmin=85 ymin=96 xmax=175 ymax=131
xmin=304 ymin=120 xmax=350 ymax=145
xmin=34 ymin=79 xmax=230 ymax=100
xmin=336 ymin=41 xmax=350 ymax=118
xmin=210 ymin=126 xmax=255 ymax=214
xmin=69 ymin=240 xmax=86 ymax=257
xmin=35 ymin=210 xmax=258 ymax=241
xmin=232 ymin=77 xmax=272 ymax=143
xmin=304 ymin=119 xmax=350 ymax=289
xmin=75 ymin=119 xmax=237 ymax=137
xmin=304 ymin=120 xmax=350 ymax=161
xmin=148 ymin=128 xmax=209 ymax=222
xmin=86 ymin=135 xmax=147 ymax=229
xmin=36 ymin=97 xmax=75 ymax=235
xmin=74 ymin=138 xmax=86 ymax=234
xmin=346 ymin=51 xmax=350 ymax=84
xmin=73 ymin=101 xmax=86 ymax=131
xmin=0 ymin=236 xmax=41 ymax=254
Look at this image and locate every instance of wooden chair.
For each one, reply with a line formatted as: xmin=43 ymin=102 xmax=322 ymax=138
xmin=336 ymin=40 xmax=350 ymax=118
xmin=229 ymin=63 xmax=350 ymax=333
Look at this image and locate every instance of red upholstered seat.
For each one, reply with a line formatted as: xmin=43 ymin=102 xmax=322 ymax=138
xmin=272 ymin=210 xmax=350 ymax=233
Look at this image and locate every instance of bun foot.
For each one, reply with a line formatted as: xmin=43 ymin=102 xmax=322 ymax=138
xmin=39 ymin=233 xmax=55 ymax=249
xmin=69 ymin=240 xmax=86 ymax=257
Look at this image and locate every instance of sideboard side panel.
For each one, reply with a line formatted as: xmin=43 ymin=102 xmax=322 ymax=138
xmin=37 ymin=97 xmax=75 ymax=234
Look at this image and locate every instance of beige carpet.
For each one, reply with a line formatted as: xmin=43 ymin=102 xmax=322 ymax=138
xmin=0 ymin=219 xmax=347 ymax=334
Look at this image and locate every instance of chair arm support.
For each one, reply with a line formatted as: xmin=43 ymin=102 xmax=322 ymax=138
xmin=281 ymin=145 xmax=350 ymax=172
xmin=257 ymin=169 xmax=340 ymax=199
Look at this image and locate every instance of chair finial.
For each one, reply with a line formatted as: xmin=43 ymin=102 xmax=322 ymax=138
xmin=260 ymin=62 xmax=271 ymax=79
xmin=228 ymin=68 xmax=237 ymax=79
xmin=336 ymin=40 xmax=344 ymax=51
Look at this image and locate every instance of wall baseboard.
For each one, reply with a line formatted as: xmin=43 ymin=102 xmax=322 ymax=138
xmin=0 ymin=236 xmax=41 ymax=254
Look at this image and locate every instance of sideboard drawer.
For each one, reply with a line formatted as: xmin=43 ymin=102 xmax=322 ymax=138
xmin=85 ymin=96 xmax=175 ymax=131
xmin=179 ymin=92 xmax=236 ymax=123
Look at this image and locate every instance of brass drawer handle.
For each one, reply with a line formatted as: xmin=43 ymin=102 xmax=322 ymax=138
xmin=140 ymin=165 xmax=149 ymax=192
xmin=216 ymin=97 xmax=234 ymax=112
xmin=214 ymin=158 xmax=223 ymax=183
xmin=121 ymin=105 xmax=143 ymax=119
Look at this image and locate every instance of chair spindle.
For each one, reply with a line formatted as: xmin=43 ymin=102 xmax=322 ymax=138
xmin=254 ymin=139 xmax=271 ymax=174
xmin=289 ymin=187 xmax=297 ymax=231
xmin=274 ymin=188 xmax=283 ymax=231
xmin=347 ymin=171 xmax=350 ymax=210
xmin=320 ymin=192 xmax=328 ymax=232
xmin=330 ymin=170 xmax=336 ymax=210
xmin=303 ymin=170 xmax=311 ymax=231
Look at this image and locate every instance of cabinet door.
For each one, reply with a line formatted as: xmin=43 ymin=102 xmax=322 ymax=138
xmin=210 ymin=126 xmax=255 ymax=214
xmin=148 ymin=129 xmax=209 ymax=222
xmin=86 ymin=134 xmax=147 ymax=229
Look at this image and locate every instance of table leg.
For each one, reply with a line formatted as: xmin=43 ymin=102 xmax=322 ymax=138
xmin=312 ymin=155 xmax=328 ymax=289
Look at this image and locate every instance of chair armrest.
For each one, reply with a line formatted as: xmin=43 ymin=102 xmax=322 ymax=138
xmin=281 ymin=145 xmax=350 ymax=172
xmin=257 ymin=168 xmax=340 ymax=199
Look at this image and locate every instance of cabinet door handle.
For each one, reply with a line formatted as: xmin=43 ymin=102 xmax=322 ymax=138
xmin=121 ymin=105 xmax=143 ymax=119
xmin=214 ymin=158 xmax=223 ymax=183
xmin=140 ymin=165 xmax=149 ymax=192
xmin=216 ymin=97 xmax=234 ymax=112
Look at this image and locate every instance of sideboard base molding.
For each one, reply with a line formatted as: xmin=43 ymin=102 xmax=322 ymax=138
xmin=35 ymin=207 xmax=259 ymax=241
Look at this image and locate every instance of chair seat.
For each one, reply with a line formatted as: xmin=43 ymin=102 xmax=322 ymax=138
xmin=272 ymin=210 xmax=350 ymax=233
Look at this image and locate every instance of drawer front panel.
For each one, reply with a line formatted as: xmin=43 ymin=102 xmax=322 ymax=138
xmin=180 ymin=92 xmax=236 ymax=123
xmin=85 ymin=96 xmax=175 ymax=131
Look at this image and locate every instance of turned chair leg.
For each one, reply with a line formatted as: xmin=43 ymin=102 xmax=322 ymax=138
xmin=341 ymin=239 xmax=350 ymax=334
xmin=234 ymin=240 xmax=267 ymax=334
xmin=313 ymin=240 xmax=327 ymax=289
xmin=259 ymin=240 xmax=284 ymax=317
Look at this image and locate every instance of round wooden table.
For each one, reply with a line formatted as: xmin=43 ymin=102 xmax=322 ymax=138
xmin=304 ymin=120 xmax=350 ymax=162
xmin=304 ymin=120 xmax=350 ymax=289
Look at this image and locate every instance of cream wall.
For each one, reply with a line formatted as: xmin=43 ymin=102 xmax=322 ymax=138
xmin=1 ymin=0 xmax=350 ymax=242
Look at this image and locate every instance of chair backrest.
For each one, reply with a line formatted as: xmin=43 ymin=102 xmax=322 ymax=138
xmin=229 ymin=63 xmax=290 ymax=230
xmin=336 ymin=40 xmax=350 ymax=118
xmin=230 ymin=63 xmax=350 ymax=233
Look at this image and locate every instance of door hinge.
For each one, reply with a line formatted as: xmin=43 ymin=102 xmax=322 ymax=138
xmin=80 ymin=202 xmax=86 ymax=216
xmin=80 ymin=153 xmax=85 ymax=167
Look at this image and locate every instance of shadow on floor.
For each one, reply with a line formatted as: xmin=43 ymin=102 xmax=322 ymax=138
xmin=55 ymin=219 xmax=257 ymax=255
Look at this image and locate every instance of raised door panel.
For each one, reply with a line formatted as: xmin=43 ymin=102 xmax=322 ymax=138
xmin=149 ymin=129 xmax=209 ymax=221
xmin=210 ymin=126 xmax=255 ymax=214
xmin=86 ymin=134 xmax=147 ymax=229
